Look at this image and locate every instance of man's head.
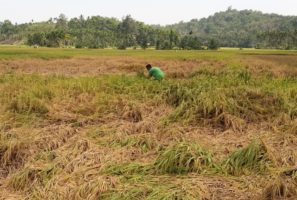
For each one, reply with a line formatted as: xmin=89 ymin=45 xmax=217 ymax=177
xmin=146 ymin=64 xmax=152 ymax=71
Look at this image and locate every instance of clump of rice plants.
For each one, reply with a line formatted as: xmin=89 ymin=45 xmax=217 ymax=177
xmin=260 ymin=177 xmax=297 ymax=200
xmin=235 ymin=88 xmax=284 ymax=121
xmin=165 ymin=84 xmax=194 ymax=107
xmin=222 ymin=140 xmax=271 ymax=175
xmin=122 ymin=105 xmax=143 ymax=123
xmin=146 ymin=184 xmax=201 ymax=200
xmin=102 ymin=132 xmax=158 ymax=152
xmin=117 ymin=134 xmax=157 ymax=152
xmin=101 ymin=179 xmax=202 ymax=200
xmin=102 ymin=162 xmax=153 ymax=176
xmin=237 ymin=69 xmax=251 ymax=83
xmin=164 ymin=70 xmax=297 ymax=131
xmin=283 ymin=119 xmax=297 ymax=135
xmin=0 ymin=75 xmax=54 ymax=116
xmin=154 ymin=142 xmax=215 ymax=174
xmin=165 ymin=79 xmax=246 ymax=131
xmin=8 ymin=93 xmax=49 ymax=115
xmin=68 ymin=176 xmax=117 ymax=200
xmin=7 ymin=164 xmax=59 ymax=192
xmin=212 ymin=113 xmax=246 ymax=132
xmin=0 ymin=138 xmax=28 ymax=171
xmin=8 ymin=167 xmax=40 ymax=191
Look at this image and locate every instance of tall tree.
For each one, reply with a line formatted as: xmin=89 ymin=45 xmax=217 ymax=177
xmin=117 ymin=15 xmax=138 ymax=48
xmin=55 ymin=14 xmax=68 ymax=31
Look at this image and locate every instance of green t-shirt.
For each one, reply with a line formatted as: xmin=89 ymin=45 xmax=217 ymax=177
xmin=149 ymin=67 xmax=165 ymax=80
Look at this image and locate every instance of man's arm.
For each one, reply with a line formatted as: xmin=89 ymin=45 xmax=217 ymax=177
xmin=148 ymin=70 xmax=153 ymax=78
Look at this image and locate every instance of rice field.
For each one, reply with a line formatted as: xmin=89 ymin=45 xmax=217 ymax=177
xmin=0 ymin=46 xmax=297 ymax=200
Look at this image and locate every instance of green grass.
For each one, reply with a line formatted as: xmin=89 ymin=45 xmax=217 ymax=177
xmin=1 ymin=45 xmax=296 ymax=60
xmin=0 ymin=46 xmax=229 ymax=60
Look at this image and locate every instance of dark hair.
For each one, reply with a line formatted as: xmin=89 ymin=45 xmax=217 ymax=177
xmin=146 ymin=64 xmax=152 ymax=71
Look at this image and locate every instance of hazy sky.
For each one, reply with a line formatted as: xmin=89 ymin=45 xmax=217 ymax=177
xmin=1 ymin=0 xmax=297 ymax=25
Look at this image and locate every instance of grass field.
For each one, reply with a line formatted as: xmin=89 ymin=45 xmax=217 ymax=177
xmin=0 ymin=46 xmax=297 ymax=200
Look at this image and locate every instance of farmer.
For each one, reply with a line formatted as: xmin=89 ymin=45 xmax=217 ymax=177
xmin=146 ymin=64 xmax=165 ymax=81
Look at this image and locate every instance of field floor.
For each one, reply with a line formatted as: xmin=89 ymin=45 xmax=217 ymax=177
xmin=0 ymin=47 xmax=297 ymax=200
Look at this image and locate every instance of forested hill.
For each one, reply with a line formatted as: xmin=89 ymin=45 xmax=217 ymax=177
xmin=0 ymin=9 xmax=296 ymax=49
xmin=168 ymin=8 xmax=297 ymax=48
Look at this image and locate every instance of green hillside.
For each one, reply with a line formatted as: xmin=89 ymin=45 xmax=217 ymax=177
xmin=169 ymin=8 xmax=297 ymax=48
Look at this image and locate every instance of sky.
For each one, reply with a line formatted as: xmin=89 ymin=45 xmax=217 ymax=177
xmin=1 ymin=0 xmax=297 ymax=25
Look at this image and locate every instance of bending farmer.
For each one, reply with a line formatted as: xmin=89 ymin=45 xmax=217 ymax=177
xmin=146 ymin=64 xmax=165 ymax=81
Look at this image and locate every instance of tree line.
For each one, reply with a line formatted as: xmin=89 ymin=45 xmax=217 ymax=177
xmin=1 ymin=9 xmax=296 ymax=50
xmin=0 ymin=15 xmax=214 ymax=50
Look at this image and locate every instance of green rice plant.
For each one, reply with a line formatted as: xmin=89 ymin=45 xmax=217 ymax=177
xmin=165 ymin=79 xmax=244 ymax=130
xmin=260 ymin=78 xmax=297 ymax=119
xmin=8 ymin=167 xmax=42 ymax=191
xmin=237 ymin=69 xmax=251 ymax=83
xmin=188 ymin=68 xmax=217 ymax=78
xmin=222 ymin=140 xmax=271 ymax=175
xmin=102 ymin=186 xmax=151 ymax=200
xmin=68 ymin=176 xmax=117 ymax=200
xmin=101 ymin=174 xmax=205 ymax=200
xmin=101 ymin=132 xmax=158 ymax=152
xmin=102 ymin=162 xmax=153 ymax=176
xmin=146 ymin=185 xmax=201 ymax=200
xmin=154 ymin=142 xmax=215 ymax=174
xmin=87 ymin=126 xmax=116 ymax=139
xmin=8 ymin=94 xmax=49 ymax=115
xmin=165 ymin=84 xmax=193 ymax=107
xmin=102 ymin=181 xmax=202 ymax=200
xmin=0 ymin=76 xmax=51 ymax=116
xmin=165 ymin=75 xmax=233 ymax=117
xmin=8 ymin=165 xmax=59 ymax=192
xmin=283 ymin=88 xmax=297 ymax=119
xmin=117 ymin=134 xmax=157 ymax=152
xmin=234 ymin=88 xmax=284 ymax=121
xmin=30 ymin=86 xmax=54 ymax=101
